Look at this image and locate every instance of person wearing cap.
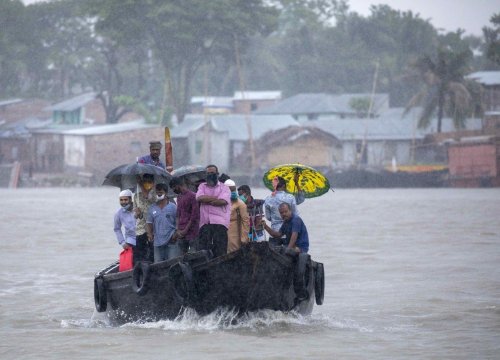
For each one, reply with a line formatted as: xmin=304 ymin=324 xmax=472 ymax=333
xmin=138 ymin=141 xmax=166 ymax=169
xmin=225 ymin=179 xmax=250 ymax=253
xmin=196 ymin=164 xmax=231 ymax=257
xmin=114 ymin=189 xmax=136 ymax=258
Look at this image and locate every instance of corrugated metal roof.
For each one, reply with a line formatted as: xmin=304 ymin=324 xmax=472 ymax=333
xmin=190 ymin=96 xmax=234 ymax=108
xmin=254 ymin=93 xmax=389 ymax=115
xmin=32 ymin=119 xmax=155 ymax=135
xmin=171 ymin=114 xmax=299 ymax=140
xmin=233 ymin=91 xmax=282 ymax=101
xmin=311 ymin=107 xmax=483 ymax=141
xmin=0 ymin=99 xmax=23 ymax=107
xmin=467 ymin=71 xmax=500 ymax=86
xmin=45 ymin=92 xmax=97 ymax=112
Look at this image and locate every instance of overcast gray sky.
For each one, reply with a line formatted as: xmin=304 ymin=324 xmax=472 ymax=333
xmin=348 ymin=0 xmax=498 ymax=36
xmin=22 ymin=0 xmax=498 ymax=36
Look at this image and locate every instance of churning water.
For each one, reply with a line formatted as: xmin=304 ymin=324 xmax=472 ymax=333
xmin=1 ymin=187 xmax=499 ymax=359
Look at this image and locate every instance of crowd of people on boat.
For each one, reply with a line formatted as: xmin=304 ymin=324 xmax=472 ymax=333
xmin=114 ymin=141 xmax=310 ymax=266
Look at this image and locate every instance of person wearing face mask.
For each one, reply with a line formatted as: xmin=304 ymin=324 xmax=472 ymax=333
xmin=113 ymin=189 xmax=137 ymax=259
xmin=169 ymin=177 xmax=199 ymax=254
xmin=195 ymin=164 xmax=231 ymax=258
xmin=237 ymin=185 xmax=265 ymax=242
xmin=224 ymin=179 xmax=250 ymax=253
xmin=146 ymin=183 xmax=179 ymax=262
xmin=138 ymin=141 xmax=166 ymax=169
xmin=133 ymin=174 xmax=156 ymax=263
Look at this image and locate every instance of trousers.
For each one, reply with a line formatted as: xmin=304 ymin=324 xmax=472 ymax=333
xmin=198 ymin=224 xmax=228 ymax=258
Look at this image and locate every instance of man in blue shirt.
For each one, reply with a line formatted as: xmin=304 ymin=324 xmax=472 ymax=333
xmin=114 ymin=189 xmax=137 ymax=259
xmin=146 ymin=183 xmax=179 ymax=262
xmin=262 ymin=202 xmax=309 ymax=253
xmin=138 ymin=141 xmax=166 ymax=169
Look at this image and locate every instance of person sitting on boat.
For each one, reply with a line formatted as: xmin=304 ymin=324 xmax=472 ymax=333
xmin=133 ymin=174 xmax=156 ymax=263
xmin=146 ymin=183 xmax=180 ymax=262
xmin=224 ymin=179 xmax=250 ymax=253
xmin=238 ymin=184 xmax=265 ymax=241
xmin=261 ymin=202 xmax=309 ymax=253
xmin=169 ymin=176 xmax=200 ymax=254
xmin=196 ymin=164 xmax=231 ymax=258
xmin=114 ymin=189 xmax=136 ymax=258
xmin=264 ymin=175 xmax=305 ymax=246
xmin=138 ymin=141 xmax=166 ymax=169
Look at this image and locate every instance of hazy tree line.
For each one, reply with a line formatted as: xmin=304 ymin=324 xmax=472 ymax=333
xmin=0 ymin=0 xmax=498 ymax=127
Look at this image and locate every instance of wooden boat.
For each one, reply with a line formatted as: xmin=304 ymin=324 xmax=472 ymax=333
xmin=94 ymin=241 xmax=325 ymax=324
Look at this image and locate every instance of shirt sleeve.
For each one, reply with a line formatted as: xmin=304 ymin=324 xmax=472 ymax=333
xmin=114 ymin=211 xmax=125 ymax=245
xmin=195 ymin=184 xmax=204 ymax=200
xmin=190 ymin=194 xmax=200 ymax=222
xmin=291 ymin=216 xmax=302 ymax=233
xmin=219 ymin=184 xmax=231 ymax=204
xmin=264 ymin=198 xmax=271 ymax=221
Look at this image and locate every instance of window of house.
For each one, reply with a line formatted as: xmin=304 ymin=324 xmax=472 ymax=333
xmin=250 ymin=103 xmax=258 ymax=111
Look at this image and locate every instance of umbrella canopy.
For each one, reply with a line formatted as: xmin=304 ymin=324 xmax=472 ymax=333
xmin=171 ymin=164 xmax=206 ymax=191
xmin=103 ymin=163 xmax=172 ymax=191
xmin=263 ymin=163 xmax=331 ymax=199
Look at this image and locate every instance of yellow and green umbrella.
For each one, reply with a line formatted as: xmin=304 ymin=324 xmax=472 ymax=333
xmin=263 ymin=163 xmax=331 ymax=199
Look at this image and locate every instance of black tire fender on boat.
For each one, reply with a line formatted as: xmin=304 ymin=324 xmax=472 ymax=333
xmin=132 ymin=261 xmax=151 ymax=296
xmin=94 ymin=277 xmax=107 ymax=312
xmin=168 ymin=262 xmax=195 ymax=305
xmin=314 ymin=263 xmax=325 ymax=305
xmin=293 ymin=253 xmax=310 ymax=301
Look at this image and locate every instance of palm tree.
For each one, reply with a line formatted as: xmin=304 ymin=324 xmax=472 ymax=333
xmin=405 ymin=48 xmax=475 ymax=133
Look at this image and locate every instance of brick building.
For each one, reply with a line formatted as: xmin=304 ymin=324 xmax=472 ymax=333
xmin=30 ymin=120 xmax=165 ymax=183
xmin=447 ymin=135 xmax=500 ymax=187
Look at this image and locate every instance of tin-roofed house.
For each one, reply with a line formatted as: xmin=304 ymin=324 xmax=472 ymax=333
xmin=254 ymin=93 xmax=389 ymax=121
xmin=170 ymin=114 xmax=299 ymax=174
xmin=190 ymin=96 xmax=234 ymax=115
xmin=233 ymin=91 xmax=282 ymax=114
xmin=30 ymin=120 xmax=164 ymax=184
xmin=252 ymin=125 xmax=342 ymax=172
xmin=312 ymin=107 xmax=484 ymax=169
xmin=467 ymin=71 xmax=500 ymax=132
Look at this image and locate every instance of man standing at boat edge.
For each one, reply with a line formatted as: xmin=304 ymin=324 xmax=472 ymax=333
xmin=196 ymin=164 xmax=231 ymax=258
xmin=113 ymin=189 xmax=136 ymax=252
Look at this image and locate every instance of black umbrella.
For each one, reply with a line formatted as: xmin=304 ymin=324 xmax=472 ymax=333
xmin=171 ymin=164 xmax=206 ymax=191
xmin=102 ymin=163 xmax=172 ymax=191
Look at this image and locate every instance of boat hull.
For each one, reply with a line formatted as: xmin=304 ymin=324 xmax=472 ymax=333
xmin=94 ymin=242 xmax=323 ymax=324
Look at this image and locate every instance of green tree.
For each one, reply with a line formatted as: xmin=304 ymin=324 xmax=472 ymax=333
xmin=0 ymin=0 xmax=29 ymax=97
xmin=483 ymin=13 xmax=500 ymax=66
xmin=89 ymin=0 xmax=278 ymax=123
xmin=405 ymin=47 xmax=475 ymax=133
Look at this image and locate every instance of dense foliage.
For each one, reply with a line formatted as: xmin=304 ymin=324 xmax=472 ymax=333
xmin=0 ymin=0 xmax=498 ymax=125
